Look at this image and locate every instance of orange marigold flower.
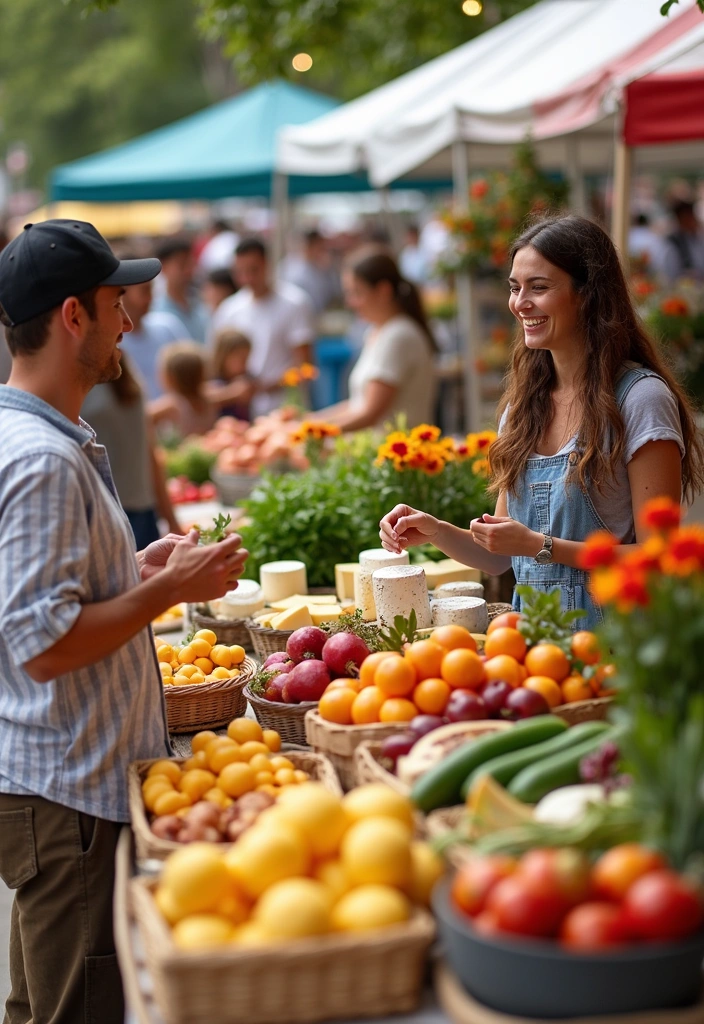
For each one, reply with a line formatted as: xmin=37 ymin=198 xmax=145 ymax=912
xmin=423 ymin=456 xmax=445 ymax=476
xmin=620 ymin=535 xmax=665 ymax=573
xmin=579 ymin=531 xmax=619 ymax=570
xmin=639 ymin=496 xmax=681 ymax=533
xmin=282 ymin=368 xmax=301 ymax=387
xmin=410 ymin=424 xmax=441 ymax=443
xmin=589 ymin=567 xmax=623 ymax=606
xmin=660 ymin=297 xmax=689 ymax=317
xmin=466 ymin=430 xmax=498 ymax=458
xmin=472 ymin=457 xmax=490 ymax=476
xmin=614 ymin=571 xmax=650 ymax=613
xmin=454 ymin=443 xmax=470 ymax=459
xmin=660 ymin=526 xmax=704 ymax=576
xmin=299 ymin=363 xmax=319 ymax=380
xmin=470 ymin=179 xmax=489 ymax=200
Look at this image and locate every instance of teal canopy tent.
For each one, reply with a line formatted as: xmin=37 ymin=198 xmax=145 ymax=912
xmin=50 ymin=80 xmax=448 ymax=201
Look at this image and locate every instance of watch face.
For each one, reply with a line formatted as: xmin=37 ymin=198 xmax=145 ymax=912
xmin=535 ymin=549 xmax=552 ymax=564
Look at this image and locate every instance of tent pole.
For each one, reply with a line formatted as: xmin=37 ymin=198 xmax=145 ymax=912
xmin=611 ymin=114 xmax=632 ymax=261
xmin=565 ymin=136 xmax=586 ymax=216
xmin=452 ymin=138 xmax=481 ymax=433
xmin=272 ymin=171 xmax=288 ymax=270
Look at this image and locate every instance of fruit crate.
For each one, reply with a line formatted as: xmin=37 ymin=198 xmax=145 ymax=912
xmin=553 ymin=696 xmax=613 ymax=727
xmin=244 ymin=684 xmax=316 ymax=747
xmin=130 ymin=874 xmax=435 ymax=1024
xmin=129 ymin=750 xmax=342 ymax=862
xmin=305 ymin=710 xmax=410 ymax=790
xmin=164 ymin=656 xmax=256 ymax=733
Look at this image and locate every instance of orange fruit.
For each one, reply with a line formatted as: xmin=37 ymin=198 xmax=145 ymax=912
xmin=431 ymin=625 xmax=477 ymax=652
xmin=379 ymin=698 xmax=417 ymax=723
xmin=484 ymin=627 xmax=527 ymax=663
xmin=561 ymin=674 xmax=593 ymax=704
xmin=319 ymin=687 xmax=357 ymax=725
xmin=412 ymin=678 xmax=451 ymax=716
xmin=593 ymin=663 xmax=617 ymax=695
xmin=486 ymin=611 xmax=522 ymax=634
xmin=374 ymin=654 xmax=417 ymax=697
xmin=483 ymin=654 xmax=523 ymax=689
xmin=570 ymin=631 xmax=601 ymax=666
xmin=405 ymin=640 xmax=445 ymax=681
xmin=351 ymin=686 xmax=386 ymax=725
xmin=524 ymin=643 xmax=571 ymax=683
xmin=440 ymin=649 xmax=486 ymax=690
xmin=326 ymin=677 xmax=363 ymax=693
xmin=359 ymin=651 xmax=395 ymax=689
xmin=524 ymin=675 xmax=563 ymax=709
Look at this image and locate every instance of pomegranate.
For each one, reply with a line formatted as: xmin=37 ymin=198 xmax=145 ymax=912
xmin=286 ymin=627 xmax=328 ymax=663
xmin=322 ymin=632 xmax=371 ymax=678
xmin=282 ymin=660 xmax=331 ymax=703
xmin=263 ymin=675 xmax=287 ymax=702
xmin=263 ymin=652 xmax=291 ymax=668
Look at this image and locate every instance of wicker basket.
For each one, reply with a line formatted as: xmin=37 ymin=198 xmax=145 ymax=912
xmin=554 ymin=696 xmax=614 ymax=726
xmin=164 ymin=656 xmax=256 ymax=733
xmin=129 ymin=750 xmax=342 ymax=862
xmin=131 ymin=875 xmax=435 ymax=1024
xmin=246 ymin=622 xmax=294 ymax=660
xmin=305 ymin=710 xmax=412 ymax=790
xmin=487 ymin=602 xmax=514 ymax=622
xmin=425 ymin=805 xmax=474 ymax=868
xmin=244 ymin=684 xmax=315 ymax=746
xmin=354 ymin=741 xmax=411 ymax=796
xmin=188 ymin=607 xmax=252 ymax=650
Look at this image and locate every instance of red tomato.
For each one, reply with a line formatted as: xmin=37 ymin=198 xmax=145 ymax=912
xmin=560 ymin=902 xmax=629 ymax=951
xmin=473 ymin=909 xmax=503 ymax=938
xmin=592 ymin=844 xmax=667 ymax=902
xmin=623 ymin=870 xmax=704 ymax=942
xmin=486 ymin=874 xmax=566 ymax=938
xmin=518 ymin=848 xmax=592 ymax=911
xmin=451 ymin=855 xmax=518 ymax=918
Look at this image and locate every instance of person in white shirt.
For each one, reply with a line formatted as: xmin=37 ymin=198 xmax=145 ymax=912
xmin=313 ymin=247 xmax=437 ymax=431
xmin=211 ymin=237 xmax=315 ymax=417
xmin=399 ymin=224 xmax=429 ymax=286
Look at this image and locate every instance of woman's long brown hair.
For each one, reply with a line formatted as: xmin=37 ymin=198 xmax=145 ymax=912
xmin=346 ymin=247 xmax=437 ymax=353
xmin=490 ymin=215 xmax=704 ymax=503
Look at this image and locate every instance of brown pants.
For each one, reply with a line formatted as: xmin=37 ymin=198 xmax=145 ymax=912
xmin=0 ymin=793 xmax=124 ymax=1024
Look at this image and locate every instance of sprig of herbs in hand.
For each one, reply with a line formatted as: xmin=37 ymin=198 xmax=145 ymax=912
xmin=322 ymin=610 xmax=383 ymax=651
xmin=197 ymin=513 xmax=232 ymax=546
xmin=515 ymin=585 xmax=583 ymax=655
xmin=378 ymin=610 xmax=418 ymax=652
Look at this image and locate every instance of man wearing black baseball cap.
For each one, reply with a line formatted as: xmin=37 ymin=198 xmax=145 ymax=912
xmin=0 ymin=221 xmax=247 ymax=1024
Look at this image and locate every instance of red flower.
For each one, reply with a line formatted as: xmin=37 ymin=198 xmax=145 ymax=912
xmin=390 ymin=441 xmax=409 ymax=458
xmin=660 ymin=297 xmax=690 ymax=318
xmin=579 ymin=531 xmax=619 ymax=570
xmin=470 ymin=180 xmax=489 ymax=200
xmin=639 ymin=497 xmax=681 ymax=534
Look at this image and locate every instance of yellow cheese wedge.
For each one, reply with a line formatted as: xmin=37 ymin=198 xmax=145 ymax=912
xmin=335 ymin=563 xmax=359 ymax=602
xmin=270 ymin=605 xmax=314 ymax=630
xmin=310 ymin=604 xmax=343 ymax=626
xmin=253 ymin=613 xmax=275 ymax=627
xmin=423 ymin=559 xmax=481 ymax=587
xmin=269 ymin=594 xmax=338 ymax=611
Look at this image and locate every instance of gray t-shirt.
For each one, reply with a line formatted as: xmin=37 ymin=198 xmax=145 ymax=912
xmin=81 ymin=385 xmax=155 ymax=512
xmin=499 ymin=374 xmax=684 ymax=542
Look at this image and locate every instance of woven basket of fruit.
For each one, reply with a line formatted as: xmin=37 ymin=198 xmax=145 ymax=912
xmin=305 ymin=711 xmax=410 ymax=790
xmin=487 ymin=602 xmax=514 ymax=622
xmin=243 ymin=685 xmax=315 ymax=746
xmin=553 ymin=695 xmax=614 ymax=726
xmin=246 ymin=622 xmax=295 ymax=660
xmin=130 ymin=745 xmax=342 ymax=862
xmin=188 ymin=607 xmax=252 ymax=650
xmin=164 ymin=657 xmax=256 ymax=733
xmin=354 ymin=741 xmax=410 ymax=795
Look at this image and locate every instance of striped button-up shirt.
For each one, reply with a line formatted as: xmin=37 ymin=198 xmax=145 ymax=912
xmin=0 ymin=387 xmax=171 ymax=822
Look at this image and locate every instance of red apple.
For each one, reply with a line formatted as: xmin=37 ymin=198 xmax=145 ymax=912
xmin=504 ymin=687 xmax=550 ymax=719
xmin=481 ymin=680 xmax=513 ymax=717
xmin=445 ymin=689 xmax=487 ymax=722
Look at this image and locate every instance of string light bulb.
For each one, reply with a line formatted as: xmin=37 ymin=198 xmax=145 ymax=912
xmin=462 ymin=0 xmax=483 ymax=14
xmin=292 ymin=53 xmax=313 ymax=72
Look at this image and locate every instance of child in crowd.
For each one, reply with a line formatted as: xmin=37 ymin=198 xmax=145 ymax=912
xmin=149 ymin=341 xmax=220 ymax=438
xmin=201 ymin=268 xmax=237 ymax=313
xmin=211 ymin=328 xmax=254 ymax=421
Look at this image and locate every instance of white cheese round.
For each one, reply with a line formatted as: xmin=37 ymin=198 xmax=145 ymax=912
xmin=430 ymin=596 xmax=489 ymax=634
xmin=354 ymin=568 xmax=377 ymax=622
xmin=260 ymin=560 xmax=308 ymax=603
xmin=216 ymin=581 xmax=265 ymax=619
xmin=372 ymin=565 xmax=432 ymax=629
xmin=434 ymin=581 xmax=485 ymax=600
xmin=358 ymin=548 xmax=410 ymax=571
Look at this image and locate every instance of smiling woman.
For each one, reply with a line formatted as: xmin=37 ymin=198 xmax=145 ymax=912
xmin=379 ymin=215 xmax=704 ymax=629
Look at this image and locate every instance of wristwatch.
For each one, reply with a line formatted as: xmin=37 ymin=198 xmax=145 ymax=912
xmin=534 ymin=534 xmax=554 ymax=565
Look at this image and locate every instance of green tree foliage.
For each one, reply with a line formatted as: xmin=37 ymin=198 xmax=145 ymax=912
xmin=0 ymin=0 xmax=215 ymax=188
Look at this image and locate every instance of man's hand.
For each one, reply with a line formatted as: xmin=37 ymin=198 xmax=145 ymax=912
xmin=139 ymin=533 xmax=185 ymax=582
xmin=163 ymin=530 xmax=249 ymax=604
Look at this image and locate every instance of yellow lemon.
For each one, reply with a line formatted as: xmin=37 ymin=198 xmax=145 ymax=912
xmin=274 ymin=768 xmax=296 ymax=786
xmin=331 ymin=885 xmax=410 ymax=932
xmin=194 ymin=628 xmax=217 ymax=646
xmin=175 ymin=663 xmax=198 ymax=679
xmin=238 ymin=741 xmax=269 ymax=762
xmin=211 ymin=667 xmax=231 ymax=680
xmin=194 ymin=657 xmax=214 ymax=675
xmin=217 ymin=889 xmax=250 ymax=926
xmin=162 ymin=844 xmax=232 ymax=916
xmin=229 ymin=645 xmax=246 ymax=665
xmin=162 ymin=676 xmax=175 ymax=687
xmin=208 ymin=741 xmax=242 ymax=774
xmin=190 ymin=638 xmax=212 ymax=658
xmin=293 ymin=770 xmax=309 ymax=784
xmin=217 ymin=762 xmax=255 ymax=798
xmin=232 ymin=922 xmax=271 ymax=947
xmin=224 ymin=823 xmax=309 ymax=899
xmin=192 ymin=730 xmax=218 ymax=754
xmin=156 ymin=644 xmax=174 ymax=662
xmin=227 ymin=718 xmax=263 ymax=744
xmin=178 ymin=768 xmax=217 ymax=802
xmin=275 ymin=783 xmax=349 ymax=859
xmin=177 ymin=645 xmax=196 ymax=665
xmin=202 ymin=787 xmax=233 ymax=808
xmin=188 ymin=671 xmax=206 ymax=685
xmin=210 ymin=645 xmax=232 ymax=669
xmin=342 ymin=784 xmax=414 ymax=830
xmin=256 ymin=784 xmax=278 ymax=797
xmin=249 ymin=753 xmax=272 ymax=774
xmin=254 ymin=771 xmax=274 ymax=787
xmin=253 ymin=878 xmax=330 ymax=939
xmin=147 ymin=760 xmax=182 ymax=785
xmin=268 ymin=755 xmax=294 ymax=772
xmin=142 ymin=779 xmax=174 ymax=812
xmin=172 ymin=914 xmax=233 ymax=950
xmin=158 ymin=661 xmax=172 ymax=677
xmin=408 ymin=841 xmax=444 ymax=907
xmin=340 ymin=817 xmax=412 ymax=888
xmin=262 ymin=729 xmax=281 ymax=752
xmin=313 ymin=859 xmax=351 ymax=903
xmin=154 ymin=885 xmax=188 ymax=926
xmin=153 ymin=790 xmax=191 ymax=816
xmin=182 ymin=751 xmax=208 ymax=771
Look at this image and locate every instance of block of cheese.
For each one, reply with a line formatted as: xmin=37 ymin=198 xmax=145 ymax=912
xmin=422 ymin=559 xmax=481 ymax=589
xmin=269 ymin=594 xmax=337 ymax=612
xmin=335 ymin=563 xmax=359 ymax=602
xmin=372 ymin=565 xmax=432 ymax=629
xmin=359 ymin=548 xmax=410 ymax=571
xmin=270 ymin=605 xmax=314 ymax=631
xmin=354 ymin=569 xmax=377 ymax=622
xmin=310 ymin=604 xmax=343 ymax=626
xmin=431 ymin=597 xmax=489 ymax=634
xmin=260 ymin=560 xmax=308 ymax=603
xmin=434 ymin=581 xmax=485 ymax=600
xmin=253 ymin=612 xmax=276 ymax=628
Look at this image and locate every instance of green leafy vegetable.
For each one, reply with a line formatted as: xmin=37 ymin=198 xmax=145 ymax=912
xmin=378 ymin=610 xmax=419 ymax=651
xmin=516 ymin=585 xmax=584 ymax=654
xmin=198 ymin=513 xmax=232 ymax=546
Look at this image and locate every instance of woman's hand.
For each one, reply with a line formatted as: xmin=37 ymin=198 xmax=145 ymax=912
xmin=470 ymin=514 xmax=543 ymax=558
xmin=379 ymin=504 xmax=440 ymax=553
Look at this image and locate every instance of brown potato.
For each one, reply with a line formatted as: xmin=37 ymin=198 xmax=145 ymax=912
xmin=150 ymin=815 xmax=183 ymax=842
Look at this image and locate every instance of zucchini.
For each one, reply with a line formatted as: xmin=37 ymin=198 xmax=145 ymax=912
xmin=508 ymin=727 xmax=620 ymax=804
xmin=461 ymin=721 xmax=610 ymax=800
xmin=410 ymin=715 xmax=567 ymax=812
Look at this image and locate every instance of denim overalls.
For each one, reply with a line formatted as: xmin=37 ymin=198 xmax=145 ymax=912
xmin=507 ymin=366 xmax=664 ymax=631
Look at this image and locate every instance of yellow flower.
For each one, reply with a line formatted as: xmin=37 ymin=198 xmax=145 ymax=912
xmin=466 ymin=430 xmax=498 ymax=458
xmin=410 ymin=424 xmax=441 ymax=443
xmin=299 ymin=363 xmax=320 ymax=381
xmin=282 ymin=368 xmax=301 ymax=387
xmin=422 ymin=455 xmax=446 ymax=475
xmin=472 ymin=457 xmax=490 ymax=476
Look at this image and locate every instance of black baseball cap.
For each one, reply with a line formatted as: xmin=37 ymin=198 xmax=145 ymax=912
xmin=0 ymin=219 xmax=161 ymax=326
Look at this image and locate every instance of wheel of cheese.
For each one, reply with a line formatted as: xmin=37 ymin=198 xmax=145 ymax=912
xmin=216 ymin=580 xmax=265 ymax=619
xmin=358 ymin=548 xmax=410 ymax=571
xmin=260 ymin=560 xmax=308 ymax=603
xmin=434 ymin=581 xmax=484 ymax=600
xmin=430 ymin=596 xmax=488 ymax=634
xmin=371 ymin=565 xmax=432 ymax=629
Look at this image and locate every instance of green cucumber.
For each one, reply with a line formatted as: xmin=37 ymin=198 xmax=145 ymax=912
xmin=460 ymin=721 xmax=610 ymax=800
xmin=410 ymin=715 xmax=568 ymax=812
xmin=508 ymin=727 xmax=621 ymax=804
